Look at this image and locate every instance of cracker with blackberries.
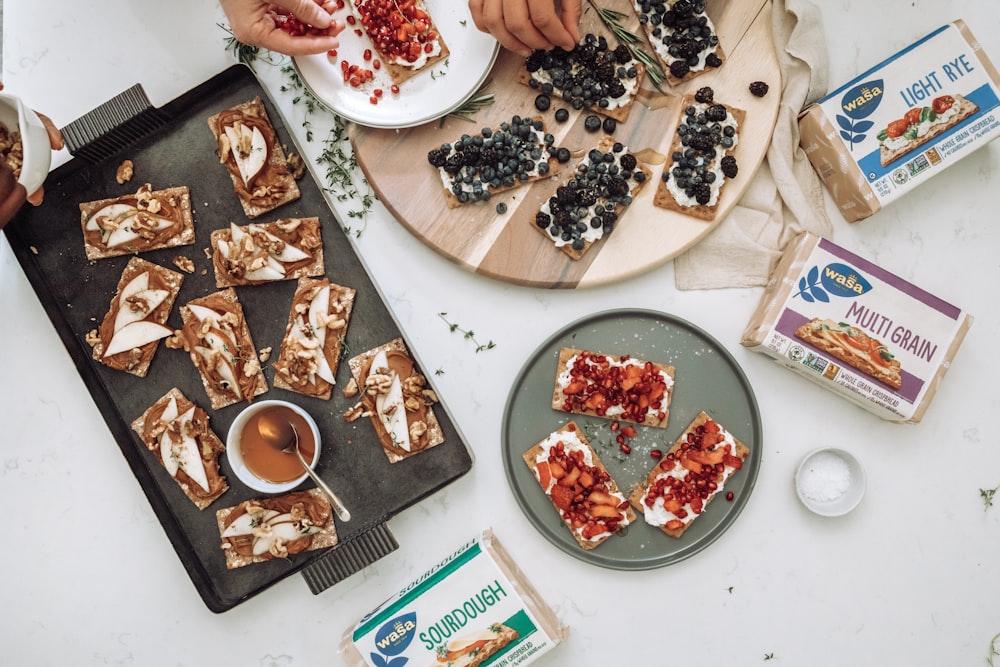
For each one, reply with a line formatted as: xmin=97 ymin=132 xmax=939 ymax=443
xmin=633 ymin=0 xmax=725 ymax=85
xmin=519 ymin=33 xmax=644 ymax=123
xmin=654 ymin=90 xmax=744 ymax=221
xmin=533 ymin=136 xmax=651 ymax=260
xmin=427 ymin=116 xmax=563 ymax=208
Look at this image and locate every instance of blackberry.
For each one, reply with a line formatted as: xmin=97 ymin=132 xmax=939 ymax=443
xmin=720 ymin=155 xmax=738 ymax=179
xmin=694 ymin=86 xmax=714 ymax=104
xmin=749 ymin=80 xmax=770 ymax=97
xmin=427 ymin=148 xmax=447 ymax=168
xmin=534 ymin=93 xmax=551 ymax=111
xmin=535 ymin=211 xmax=551 ymax=228
xmin=691 ymin=182 xmax=711 ymax=205
xmin=613 ymin=44 xmax=633 ymax=64
xmin=705 ymin=104 xmax=728 ymax=122
xmin=669 ymin=59 xmax=690 ymax=79
xmin=619 ymin=153 xmax=637 ymax=171
xmin=705 ymin=53 xmax=722 ymax=68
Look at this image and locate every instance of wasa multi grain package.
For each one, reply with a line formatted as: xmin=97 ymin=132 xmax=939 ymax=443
xmin=799 ymin=20 xmax=1000 ymax=222
xmin=742 ymin=233 xmax=972 ymax=423
xmin=340 ymin=529 xmax=568 ymax=667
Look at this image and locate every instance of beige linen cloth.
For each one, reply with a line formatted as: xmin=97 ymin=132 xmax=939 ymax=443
xmin=674 ymin=0 xmax=833 ymax=289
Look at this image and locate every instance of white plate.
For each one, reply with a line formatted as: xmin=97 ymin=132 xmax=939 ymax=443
xmin=293 ymin=2 xmax=500 ymax=129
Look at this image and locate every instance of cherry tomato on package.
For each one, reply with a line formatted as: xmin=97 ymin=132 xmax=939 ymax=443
xmin=932 ymin=95 xmax=955 ymax=114
xmin=886 ymin=118 xmax=910 ymax=138
xmin=904 ymin=107 xmax=922 ymax=125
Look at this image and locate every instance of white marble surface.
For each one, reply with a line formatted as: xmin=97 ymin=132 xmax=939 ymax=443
xmin=3 ymin=1 xmax=999 ymax=665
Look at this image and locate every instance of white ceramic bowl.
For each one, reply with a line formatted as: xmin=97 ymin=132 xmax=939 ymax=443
xmin=0 ymin=92 xmax=52 ymax=195
xmin=226 ymin=400 xmax=321 ymax=494
xmin=795 ymin=447 xmax=866 ymax=517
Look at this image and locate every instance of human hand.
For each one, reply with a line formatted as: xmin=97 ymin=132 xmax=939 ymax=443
xmin=220 ymin=0 xmax=345 ymax=56
xmin=0 ymin=108 xmax=62 ymax=229
xmin=468 ymin=0 xmax=582 ymax=57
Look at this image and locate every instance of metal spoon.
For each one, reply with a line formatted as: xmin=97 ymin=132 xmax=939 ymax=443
xmin=257 ymin=412 xmax=351 ymax=522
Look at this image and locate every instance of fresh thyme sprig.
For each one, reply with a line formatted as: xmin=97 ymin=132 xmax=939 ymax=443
xmin=981 ymin=483 xmax=1000 ymax=511
xmin=589 ymin=2 xmax=666 ymax=91
xmin=438 ymin=312 xmax=496 ymax=352
xmin=989 ymin=631 xmax=1000 ymax=667
xmin=220 ymin=24 xmax=274 ymax=69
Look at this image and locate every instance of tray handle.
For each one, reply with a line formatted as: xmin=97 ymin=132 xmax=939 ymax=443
xmin=60 ymin=84 xmax=170 ymax=163
xmin=300 ymin=519 xmax=398 ymax=594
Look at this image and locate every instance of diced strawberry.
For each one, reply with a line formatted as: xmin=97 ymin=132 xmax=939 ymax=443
xmin=585 ymin=392 xmax=606 ymax=410
xmin=563 ymin=380 xmax=586 ymax=395
xmin=536 ymin=461 xmax=552 ymax=489
xmin=590 ymin=504 xmax=622 ymax=519
xmin=666 ymin=519 xmax=684 ymax=531
xmin=549 ymin=485 xmax=575 ymax=511
xmin=587 ymin=490 xmax=615 ymax=506
xmin=578 ymin=470 xmax=595 ymax=488
xmin=691 ymin=496 xmax=704 ymax=514
xmin=621 ymin=425 xmax=637 ymax=438
xmin=688 ymin=448 xmax=724 ymax=465
xmin=723 ymin=454 xmax=743 ymax=469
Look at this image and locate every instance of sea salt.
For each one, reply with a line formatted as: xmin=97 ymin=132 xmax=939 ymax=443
xmin=800 ymin=451 xmax=851 ymax=502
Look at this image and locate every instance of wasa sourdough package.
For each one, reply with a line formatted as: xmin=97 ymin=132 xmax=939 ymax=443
xmin=799 ymin=20 xmax=1000 ymax=222
xmin=340 ymin=530 xmax=568 ymax=667
xmin=742 ymin=233 xmax=972 ymax=423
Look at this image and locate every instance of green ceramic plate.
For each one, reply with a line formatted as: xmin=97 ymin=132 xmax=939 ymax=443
xmin=501 ymin=309 xmax=763 ymax=569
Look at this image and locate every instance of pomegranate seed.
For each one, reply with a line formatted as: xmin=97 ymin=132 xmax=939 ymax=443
xmin=374 ymin=88 xmax=383 ymax=97
xmin=619 ymin=443 xmax=631 ymax=455
xmin=369 ymin=96 xmax=379 ymax=105
xmin=346 ymin=15 xmax=356 ymax=25
xmin=390 ymin=84 xmax=400 ymax=94
xmin=650 ymin=449 xmax=662 ymax=459
xmin=726 ymin=491 xmax=735 ymax=501
xmin=327 ymin=49 xmax=337 ymax=57
xmin=610 ymin=422 xmax=619 ymax=432
xmin=363 ymin=48 xmax=372 ymax=60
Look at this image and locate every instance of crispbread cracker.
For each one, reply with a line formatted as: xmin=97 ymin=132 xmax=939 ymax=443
xmin=131 ymin=387 xmax=229 ymax=510
xmin=879 ymin=94 xmax=979 ymax=165
xmin=653 ymin=96 xmax=746 ymax=221
xmin=89 ymin=257 xmax=183 ymax=377
xmin=207 ymin=96 xmax=300 ymax=219
xmin=347 ymin=338 xmax=444 ymax=463
xmin=551 ymin=347 xmax=674 ymax=427
xmin=533 ymin=136 xmax=651 ymax=260
xmin=516 ymin=62 xmax=645 ymax=123
xmin=209 ymin=217 xmax=325 ymax=287
xmin=629 ymin=411 xmax=749 ymax=538
xmin=524 ymin=423 xmax=635 ymax=550
xmin=79 ymin=184 xmax=195 ymax=261
xmin=273 ymin=277 xmax=356 ymax=400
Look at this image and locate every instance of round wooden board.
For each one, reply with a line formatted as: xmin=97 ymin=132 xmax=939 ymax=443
xmin=350 ymin=0 xmax=780 ymax=288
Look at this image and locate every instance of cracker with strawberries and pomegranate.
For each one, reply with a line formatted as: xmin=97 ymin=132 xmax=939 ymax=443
xmin=551 ymin=347 xmax=675 ymax=428
xmin=629 ymin=411 xmax=749 ymax=538
xmin=350 ymin=0 xmax=449 ymax=85
xmin=524 ymin=422 xmax=635 ymax=550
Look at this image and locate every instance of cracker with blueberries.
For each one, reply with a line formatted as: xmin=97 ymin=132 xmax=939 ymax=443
xmin=518 ymin=33 xmax=645 ymax=123
xmin=533 ymin=136 xmax=651 ymax=261
xmin=633 ymin=0 xmax=725 ymax=86
xmin=426 ymin=115 xmax=563 ymax=208
xmin=654 ymin=89 xmax=744 ymax=221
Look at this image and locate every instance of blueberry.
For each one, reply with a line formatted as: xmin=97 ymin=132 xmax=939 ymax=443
xmin=584 ymin=115 xmax=602 ymax=132
xmin=602 ymin=117 xmax=617 ymax=134
xmin=554 ymin=108 xmax=570 ymax=123
xmin=534 ymin=93 xmax=551 ymax=112
xmin=496 ymin=202 xmax=508 ymax=214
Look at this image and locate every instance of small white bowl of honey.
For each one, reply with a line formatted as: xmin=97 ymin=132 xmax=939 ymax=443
xmin=226 ymin=400 xmax=321 ymax=493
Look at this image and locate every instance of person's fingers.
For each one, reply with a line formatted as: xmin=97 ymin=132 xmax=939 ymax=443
xmin=36 ymin=112 xmax=64 ymax=151
xmin=525 ymin=0 xmax=576 ymax=51
xmin=27 ymin=186 xmax=44 ymax=206
xmin=468 ymin=0 xmax=488 ymax=32
xmin=270 ymin=0 xmax=333 ymax=28
xmin=478 ymin=0 xmax=544 ymax=56
xmin=557 ymin=0 xmax=583 ymax=46
xmin=0 ymin=165 xmax=27 ymax=228
xmin=260 ymin=29 xmax=342 ymax=56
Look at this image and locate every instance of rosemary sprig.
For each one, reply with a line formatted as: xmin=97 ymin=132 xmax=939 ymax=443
xmin=443 ymin=85 xmax=496 ymax=126
xmin=981 ymin=483 xmax=1000 ymax=511
xmin=589 ymin=2 xmax=666 ymax=91
xmin=438 ymin=312 xmax=496 ymax=352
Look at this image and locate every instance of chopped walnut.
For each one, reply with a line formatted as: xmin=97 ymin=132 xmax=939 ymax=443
xmin=402 ymin=373 xmax=426 ymax=396
xmin=404 ymin=396 xmax=423 ymax=413
xmin=172 ymin=256 xmax=195 ymax=274
xmin=343 ymin=402 xmax=365 ymax=422
xmin=258 ymin=346 xmax=272 ymax=363
xmin=342 ymin=377 xmax=359 ymax=397
xmin=116 ymin=159 xmax=134 ymax=184
xmin=218 ymin=133 xmax=232 ymax=163
xmin=165 ymin=330 xmax=187 ymax=350
xmin=422 ymin=388 xmax=440 ymax=404
xmin=409 ymin=420 xmax=428 ymax=444
xmin=286 ymin=153 xmax=306 ymax=180
xmin=242 ymin=356 xmax=261 ymax=377
xmin=85 ymin=329 xmax=102 ymax=348
xmin=365 ymin=369 xmax=394 ymax=396
xmin=269 ymin=538 xmax=289 ymax=559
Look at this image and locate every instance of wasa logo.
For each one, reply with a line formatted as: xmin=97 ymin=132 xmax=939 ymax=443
xmin=370 ymin=612 xmax=416 ymax=667
xmin=836 ymin=79 xmax=884 ymax=151
xmin=794 ymin=263 xmax=873 ymax=302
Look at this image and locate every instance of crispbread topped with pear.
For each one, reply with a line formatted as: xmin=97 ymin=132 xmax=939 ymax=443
xmin=209 ymin=217 xmax=325 ymax=287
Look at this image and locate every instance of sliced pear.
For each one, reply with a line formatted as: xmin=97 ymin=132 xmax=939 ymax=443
xmin=369 ymin=349 xmax=410 ymax=452
xmin=223 ymin=124 xmax=268 ymax=186
xmin=103 ymin=320 xmax=172 ymax=357
xmin=85 ymin=203 xmax=135 ymax=231
xmin=112 ymin=288 xmax=169 ymax=333
xmin=307 ymin=287 xmax=336 ymax=385
xmin=259 ymin=229 xmax=311 ymax=263
xmin=105 ymin=214 xmax=173 ymax=248
xmin=245 ymin=255 xmax=286 ymax=282
xmin=158 ymin=406 xmax=210 ymax=493
xmin=119 ymin=271 xmax=150 ymax=302
xmin=160 ymin=396 xmax=179 ymax=424
xmin=192 ymin=345 xmax=243 ymax=401
xmin=186 ymin=303 xmax=222 ymax=326
xmin=229 ymin=222 xmax=246 ymax=246
xmin=221 ymin=509 xmax=281 ymax=537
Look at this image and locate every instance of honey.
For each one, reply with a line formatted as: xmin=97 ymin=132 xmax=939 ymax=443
xmin=238 ymin=404 xmax=317 ymax=484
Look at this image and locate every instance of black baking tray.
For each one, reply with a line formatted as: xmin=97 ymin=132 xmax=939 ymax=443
xmin=3 ymin=65 xmax=473 ymax=612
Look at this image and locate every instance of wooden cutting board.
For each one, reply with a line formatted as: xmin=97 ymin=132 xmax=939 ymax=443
xmin=350 ymin=0 xmax=780 ymax=288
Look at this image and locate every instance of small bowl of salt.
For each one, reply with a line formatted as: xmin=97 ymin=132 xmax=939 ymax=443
xmin=795 ymin=448 xmax=866 ymax=517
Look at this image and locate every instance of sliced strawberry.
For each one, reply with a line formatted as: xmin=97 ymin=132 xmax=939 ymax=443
xmin=549 ymin=485 xmax=575 ymax=511
xmin=666 ymin=519 xmax=684 ymax=531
